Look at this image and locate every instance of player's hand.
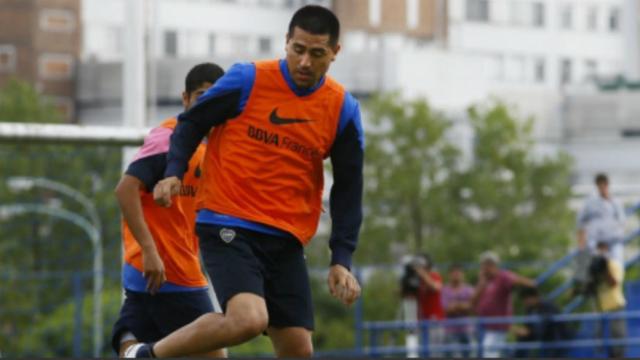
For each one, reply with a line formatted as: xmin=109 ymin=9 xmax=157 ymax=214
xmin=142 ymin=247 xmax=166 ymax=295
xmin=328 ymin=264 xmax=361 ymax=306
xmin=153 ymin=177 xmax=181 ymax=207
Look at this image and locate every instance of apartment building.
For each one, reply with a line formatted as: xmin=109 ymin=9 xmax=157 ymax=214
xmin=0 ymin=0 xmax=81 ymax=121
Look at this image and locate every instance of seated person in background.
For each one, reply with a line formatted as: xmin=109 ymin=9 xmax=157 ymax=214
xmin=513 ymin=287 xmax=568 ymax=358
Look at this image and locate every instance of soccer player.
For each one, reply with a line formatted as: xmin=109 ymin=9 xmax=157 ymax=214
xmin=126 ymin=5 xmax=363 ymax=358
xmin=112 ymin=63 xmax=226 ymax=358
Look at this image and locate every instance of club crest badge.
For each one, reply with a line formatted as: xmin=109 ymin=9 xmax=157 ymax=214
xmin=219 ymin=228 xmax=236 ymax=243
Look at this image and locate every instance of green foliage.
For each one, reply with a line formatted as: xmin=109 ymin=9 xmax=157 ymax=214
xmin=0 ymin=78 xmax=124 ymax=356
xmin=447 ymin=103 xmax=574 ymax=262
xmin=358 ymin=93 xmax=460 ymax=262
xmin=360 ymin=94 xmax=574 ymax=265
xmin=13 ymin=285 xmax=122 ymax=357
xmin=311 ymin=275 xmax=356 ymax=350
xmin=362 ymin=270 xmax=401 ymax=322
xmin=0 ymin=78 xmax=62 ymax=123
xmin=227 ymin=334 xmax=274 ymax=357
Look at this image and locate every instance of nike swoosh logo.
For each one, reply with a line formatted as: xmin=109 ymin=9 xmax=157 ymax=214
xmin=269 ymin=108 xmax=313 ymax=125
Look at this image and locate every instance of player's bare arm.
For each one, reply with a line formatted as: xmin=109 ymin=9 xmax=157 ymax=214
xmin=115 ymin=175 xmax=167 ymax=294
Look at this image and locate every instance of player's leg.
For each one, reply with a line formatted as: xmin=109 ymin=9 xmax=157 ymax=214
xmin=118 ymin=339 xmax=138 ymax=358
xmin=151 ymin=293 xmax=268 ymax=357
xmin=112 ymin=291 xmax=162 ymax=356
xmin=267 ymin=327 xmax=313 ymax=357
xmin=262 ymin=234 xmax=315 ymax=357
xmin=139 ymin=225 xmax=270 ymax=357
xmin=152 ymin=291 xmax=227 ymax=358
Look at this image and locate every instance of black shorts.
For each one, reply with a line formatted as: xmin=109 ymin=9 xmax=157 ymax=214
xmin=197 ymin=223 xmax=314 ymax=330
xmin=111 ymin=289 xmax=214 ymax=354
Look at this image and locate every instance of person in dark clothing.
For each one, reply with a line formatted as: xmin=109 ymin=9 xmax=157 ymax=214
xmin=514 ymin=287 xmax=569 ymax=358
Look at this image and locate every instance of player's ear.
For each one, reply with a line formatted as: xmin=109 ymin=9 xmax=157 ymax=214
xmin=331 ymin=43 xmax=341 ymax=61
xmin=181 ymin=91 xmax=189 ymax=109
xmin=285 ymin=33 xmax=291 ymax=51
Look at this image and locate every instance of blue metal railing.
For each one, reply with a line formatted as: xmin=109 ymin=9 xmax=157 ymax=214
xmin=363 ymin=310 xmax=640 ymax=357
xmin=536 ymin=202 xmax=640 ymax=284
xmin=562 ymin=254 xmax=640 ymax=313
xmin=537 ymin=203 xmax=640 ymax=292
xmin=541 ymin=227 xmax=640 ymax=305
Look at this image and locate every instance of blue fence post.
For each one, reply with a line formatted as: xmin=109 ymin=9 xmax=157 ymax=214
xmin=72 ymin=273 xmax=84 ymax=357
xmin=603 ymin=312 xmax=611 ymax=358
xmin=368 ymin=327 xmax=379 ymax=358
xmin=476 ymin=320 xmax=484 ymax=358
xmin=419 ymin=320 xmax=430 ymax=358
xmin=354 ymin=267 xmax=364 ymax=355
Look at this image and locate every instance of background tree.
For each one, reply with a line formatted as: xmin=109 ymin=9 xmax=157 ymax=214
xmin=356 ymin=93 xmax=461 ymax=263
xmin=354 ymin=94 xmax=574 ymax=265
xmin=444 ymin=104 xmax=574 ymax=262
xmin=0 ymin=79 xmax=123 ymax=356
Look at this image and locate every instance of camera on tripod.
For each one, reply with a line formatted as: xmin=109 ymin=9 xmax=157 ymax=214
xmin=584 ymin=255 xmax=608 ymax=295
xmin=400 ymin=254 xmax=431 ymax=297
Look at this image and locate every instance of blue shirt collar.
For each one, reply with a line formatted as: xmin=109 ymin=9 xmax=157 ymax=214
xmin=279 ymin=59 xmax=325 ymax=97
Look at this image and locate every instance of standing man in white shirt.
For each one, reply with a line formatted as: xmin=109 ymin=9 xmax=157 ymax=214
xmin=577 ymin=173 xmax=626 ymax=264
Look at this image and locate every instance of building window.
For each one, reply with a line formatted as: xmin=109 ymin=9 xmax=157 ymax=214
xmin=609 ymin=8 xmax=620 ymax=32
xmin=208 ymin=34 xmax=216 ymax=55
xmin=587 ymin=7 xmax=598 ymax=31
xmin=0 ymin=45 xmax=17 ymax=73
xmin=39 ymin=53 xmax=74 ymax=80
xmin=534 ymin=58 xmax=546 ymax=83
xmin=164 ymin=31 xmax=178 ymax=57
xmin=561 ymin=4 xmax=572 ymax=30
xmin=369 ymin=0 xmax=381 ymax=27
xmin=532 ymin=2 xmax=545 ymax=27
xmin=258 ymin=37 xmax=271 ymax=53
xmin=466 ymin=0 xmax=490 ymax=22
xmin=39 ymin=9 xmax=76 ymax=33
xmin=560 ymin=58 xmax=572 ymax=85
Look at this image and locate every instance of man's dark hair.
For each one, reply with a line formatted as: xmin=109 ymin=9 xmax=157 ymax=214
xmin=185 ymin=63 xmax=225 ymax=94
xmin=288 ymin=5 xmax=340 ymax=46
xmin=595 ymin=173 xmax=609 ymax=185
xmin=519 ymin=286 xmax=540 ymax=299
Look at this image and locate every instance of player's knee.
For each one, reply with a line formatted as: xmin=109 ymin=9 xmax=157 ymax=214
xmin=230 ymin=307 xmax=268 ymax=339
xmin=293 ymin=342 xmax=313 ymax=358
